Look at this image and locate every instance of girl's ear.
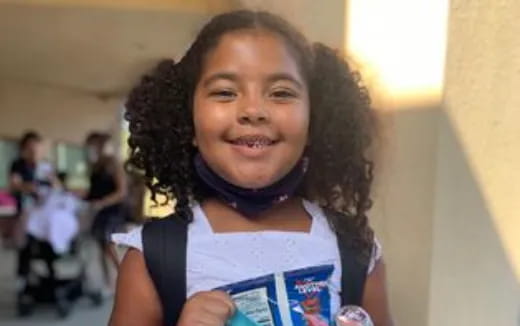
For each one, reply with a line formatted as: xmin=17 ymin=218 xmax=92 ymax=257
xmin=192 ymin=138 xmax=198 ymax=147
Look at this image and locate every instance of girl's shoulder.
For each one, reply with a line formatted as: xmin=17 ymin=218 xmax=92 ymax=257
xmin=299 ymin=200 xmax=383 ymax=274
xmin=111 ymin=201 xmax=383 ymax=274
xmin=111 ymin=204 xmax=205 ymax=251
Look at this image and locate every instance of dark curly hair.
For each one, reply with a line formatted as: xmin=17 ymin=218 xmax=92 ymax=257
xmin=125 ymin=10 xmax=375 ymax=261
xmin=19 ymin=131 xmax=41 ymax=150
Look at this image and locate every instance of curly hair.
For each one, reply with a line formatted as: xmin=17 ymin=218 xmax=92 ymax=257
xmin=125 ymin=10 xmax=375 ymax=261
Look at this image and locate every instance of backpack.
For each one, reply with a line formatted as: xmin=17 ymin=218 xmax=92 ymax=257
xmin=143 ymin=211 xmax=370 ymax=326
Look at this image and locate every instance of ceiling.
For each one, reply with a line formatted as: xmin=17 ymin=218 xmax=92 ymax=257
xmin=0 ymin=0 xmax=234 ymax=98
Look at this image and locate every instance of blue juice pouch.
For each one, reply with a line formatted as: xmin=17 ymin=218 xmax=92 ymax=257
xmin=218 ymin=265 xmax=334 ymax=326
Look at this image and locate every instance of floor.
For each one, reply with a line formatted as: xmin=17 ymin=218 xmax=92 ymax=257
xmin=0 ymin=237 xmax=115 ymax=326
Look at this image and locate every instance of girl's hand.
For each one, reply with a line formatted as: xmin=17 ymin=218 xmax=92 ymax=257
xmin=177 ymin=291 xmax=235 ymax=326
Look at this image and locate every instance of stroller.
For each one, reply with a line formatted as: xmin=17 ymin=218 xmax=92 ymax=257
xmin=16 ymin=234 xmax=103 ymax=318
xmin=16 ymin=187 xmax=103 ymax=318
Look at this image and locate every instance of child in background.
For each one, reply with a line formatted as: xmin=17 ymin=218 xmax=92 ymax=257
xmin=111 ymin=10 xmax=393 ymax=326
xmin=26 ymin=172 xmax=80 ymax=255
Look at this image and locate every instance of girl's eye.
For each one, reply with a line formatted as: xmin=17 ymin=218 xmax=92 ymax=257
xmin=270 ymin=89 xmax=298 ymax=100
xmin=209 ymin=90 xmax=237 ymax=101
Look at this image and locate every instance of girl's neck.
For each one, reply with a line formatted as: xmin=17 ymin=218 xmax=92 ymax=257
xmin=200 ymin=196 xmax=312 ymax=233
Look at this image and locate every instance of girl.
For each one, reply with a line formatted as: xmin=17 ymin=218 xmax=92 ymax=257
xmin=85 ymin=132 xmax=127 ymax=290
xmin=110 ymin=10 xmax=392 ymax=326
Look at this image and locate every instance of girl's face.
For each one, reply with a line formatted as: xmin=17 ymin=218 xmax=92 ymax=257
xmin=193 ymin=30 xmax=310 ymax=189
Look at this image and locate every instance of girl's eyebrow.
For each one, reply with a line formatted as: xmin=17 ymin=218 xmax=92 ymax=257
xmin=202 ymin=71 xmax=304 ymax=90
xmin=266 ymin=72 xmax=304 ymax=90
xmin=202 ymin=72 xmax=238 ymax=88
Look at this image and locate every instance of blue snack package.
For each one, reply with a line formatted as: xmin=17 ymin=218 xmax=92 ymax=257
xmin=219 ymin=273 xmax=283 ymax=326
xmin=285 ymin=265 xmax=334 ymax=326
xmin=218 ymin=265 xmax=334 ymax=326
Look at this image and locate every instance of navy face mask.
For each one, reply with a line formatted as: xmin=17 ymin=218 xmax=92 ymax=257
xmin=194 ymin=153 xmax=308 ymax=217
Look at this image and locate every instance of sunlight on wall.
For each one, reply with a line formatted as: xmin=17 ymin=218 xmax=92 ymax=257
xmin=345 ymin=0 xmax=449 ymax=108
xmin=346 ymin=0 xmax=520 ymax=283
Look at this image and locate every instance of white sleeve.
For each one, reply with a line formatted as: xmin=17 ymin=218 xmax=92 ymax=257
xmin=111 ymin=225 xmax=143 ymax=251
xmin=367 ymin=236 xmax=383 ymax=275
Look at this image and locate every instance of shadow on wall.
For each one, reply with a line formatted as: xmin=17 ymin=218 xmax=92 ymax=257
xmin=371 ymin=104 xmax=519 ymax=326
xmin=428 ymin=110 xmax=520 ymax=326
xmin=371 ymin=105 xmax=439 ymax=326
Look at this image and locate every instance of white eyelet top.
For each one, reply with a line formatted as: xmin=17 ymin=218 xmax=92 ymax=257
xmin=112 ymin=200 xmax=382 ymax=316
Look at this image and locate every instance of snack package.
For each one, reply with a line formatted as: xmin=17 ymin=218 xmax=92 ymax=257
xmin=218 ymin=265 xmax=334 ymax=326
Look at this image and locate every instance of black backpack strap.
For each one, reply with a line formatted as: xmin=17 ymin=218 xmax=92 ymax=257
xmin=142 ymin=216 xmax=188 ymax=326
xmin=323 ymin=208 xmax=370 ymax=306
xmin=336 ymin=230 xmax=370 ymax=306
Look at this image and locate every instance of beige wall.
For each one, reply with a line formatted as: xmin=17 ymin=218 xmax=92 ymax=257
xmin=236 ymin=0 xmax=346 ymax=49
xmin=429 ymin=0 xmax=520 ymax=325
xmin=343 ymin=1 xmax=448 ymax=325
xmin=346 ymin=0 xmax=520 ymax=325
xmin=0 ymin=79 xmax=122 ymax=144
xmin=370 ymin=107 xmax=438 ymax=326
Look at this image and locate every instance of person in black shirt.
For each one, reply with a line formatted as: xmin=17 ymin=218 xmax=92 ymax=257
xmin=9 ymin=131 xmax=42 ymax=216
xmin=85 ymin=132 xmax=127 ymax=289
xmin=9 ymin=131 xmax=57 ymax=297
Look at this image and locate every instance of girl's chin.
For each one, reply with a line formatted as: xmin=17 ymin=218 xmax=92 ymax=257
xmin=230 ymin=178 xmax=274 ymax=190
xmin=226 ymin=172 xmax=280 ymax=190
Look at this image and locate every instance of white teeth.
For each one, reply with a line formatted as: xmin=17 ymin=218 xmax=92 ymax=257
xmin=234 ymin=138 xmax=273 ymax=148
xmin=244 ymin=141 xmax=266 ymax=148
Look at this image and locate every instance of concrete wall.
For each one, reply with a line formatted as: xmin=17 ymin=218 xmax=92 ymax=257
xmin=236 ymin=0 xmax=346 ymax=49
xmin=0 ymin=80 xmax=122 ymax=144
xmin=343 ymin=1 xmax=449 ymax=325
xmin=429 ymin=0 xmax=520 ymax=325
xmin=370 ymin=107 xmax=438 ymax=326
xmin=345 ymin=0 xmax=520 ymax=325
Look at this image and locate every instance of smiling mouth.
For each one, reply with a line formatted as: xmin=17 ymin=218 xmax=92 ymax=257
xmin=229 ymin=135 xmax=278 ymax=148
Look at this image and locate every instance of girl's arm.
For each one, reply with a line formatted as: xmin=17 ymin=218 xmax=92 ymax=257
xmin=108 ymin=249 xmax=163 ymax=326
xmin=109 ymin=248 xmax=235 ymax=326
xmin=362 ymin=259 xmax=394 ymax=326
